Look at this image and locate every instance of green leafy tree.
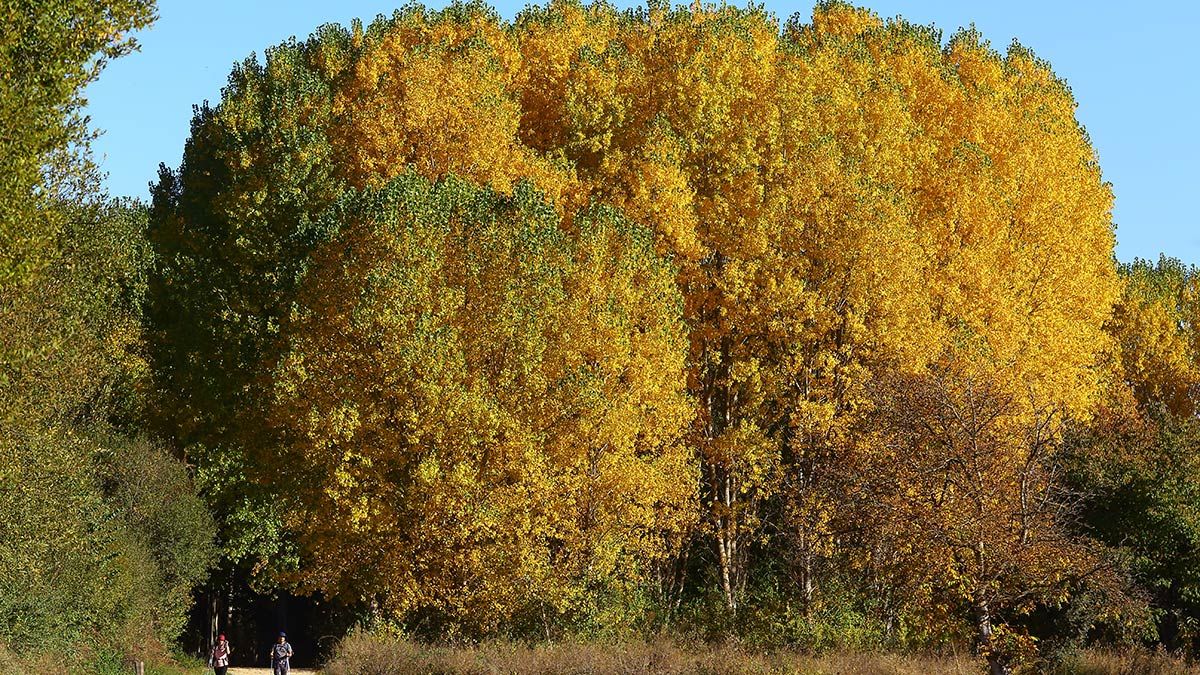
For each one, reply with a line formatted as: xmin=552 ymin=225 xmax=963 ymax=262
xmin=96 ymin=433 xmax=217 ymax=647
xmin=0 ymin=198 xmax=214 ymax=665
xmin=0 ymin=0 xmax=155 ymax=292
xmin=147 ymin=28 xmax=353 ymax=583
xmin=1067 ymin=409 xmax=1200 ymax=654
xmin=0 ymin=2 xmax=218 ymax=658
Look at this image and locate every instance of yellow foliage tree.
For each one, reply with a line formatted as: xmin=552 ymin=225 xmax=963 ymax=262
xmin=511 ymin=0 xmax=946 ymax=610
xmin=1108 ymin=257 xmax=1200 ymax=416
xmin=331 ymin=5 xmax=573 ymax=205
xmin=152 ymin=0 xmax=1123 ymax=636
xmin=267 ymin=174 xmax=694 ymax=634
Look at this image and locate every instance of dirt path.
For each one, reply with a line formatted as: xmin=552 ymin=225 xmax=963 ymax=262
xmin=225 ymin=662 xmax=319 ymax=667
xmin=227 ymin=669 xmax=319 ymax=674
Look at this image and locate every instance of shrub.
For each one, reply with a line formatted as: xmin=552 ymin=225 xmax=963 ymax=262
xmin=0 ymin=428 xmax=213 ymax=668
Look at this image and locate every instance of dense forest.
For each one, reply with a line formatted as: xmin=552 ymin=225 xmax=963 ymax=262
xmin=4 ymin=1 xmax=1200 ymax=674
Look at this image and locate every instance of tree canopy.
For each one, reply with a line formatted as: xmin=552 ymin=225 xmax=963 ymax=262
xmin=145 ymin=2 xmax=1123 ymax=669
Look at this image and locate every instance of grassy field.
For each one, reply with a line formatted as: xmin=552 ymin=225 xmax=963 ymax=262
xmin=320 ymin=634 xmax=1200 ymax=675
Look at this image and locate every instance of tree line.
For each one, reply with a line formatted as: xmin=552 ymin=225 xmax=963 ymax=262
xmin=1 ymin=0 xmax=214 ymax=671
xmin=4 ymin=1 xmax=1200 ymax=674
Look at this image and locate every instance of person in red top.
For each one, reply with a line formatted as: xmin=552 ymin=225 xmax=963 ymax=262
xmin=208 ymin=633 xmax=232 ymax=675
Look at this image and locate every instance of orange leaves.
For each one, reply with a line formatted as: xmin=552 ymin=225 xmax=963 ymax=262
xmin=861 ymin=365 xmax=1110 ymax=669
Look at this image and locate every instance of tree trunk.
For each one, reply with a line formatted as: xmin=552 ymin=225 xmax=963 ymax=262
xmin=975 ymin=598 xmax=1011 ymax=675
xmin=224 ymin=584 xmax=233 ymax=642
xmin=368 ymin=594 xmax=382 ymax=629
xmin=797 ymin=537 xmax=815 ymax=606
xmin=714 ymin=467 xmax=744 ymax=614
xmin=208 ymin=592 xmax=219 ymax=652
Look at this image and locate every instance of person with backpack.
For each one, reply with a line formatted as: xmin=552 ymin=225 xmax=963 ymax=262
xmin=269 ymin=631 xmax=294 ymax=675
xmin=207 ymin=634 xmax=232 ymax=675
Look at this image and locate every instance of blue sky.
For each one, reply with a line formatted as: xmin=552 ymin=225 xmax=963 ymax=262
xmin=84 ymin=0 xmax=1199 ymax=264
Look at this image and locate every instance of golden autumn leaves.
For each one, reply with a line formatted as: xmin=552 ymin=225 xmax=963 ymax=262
xmin=149 ymin=0 xmax=1120 ymax=655
xmin=271 ymin=181 xmax=694 ymax=629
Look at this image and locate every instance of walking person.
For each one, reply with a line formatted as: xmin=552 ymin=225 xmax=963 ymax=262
xmin=269 ymin=631 xmax=294 ymax=675
xmin=208 ymin=634 xmax=232 ymax=675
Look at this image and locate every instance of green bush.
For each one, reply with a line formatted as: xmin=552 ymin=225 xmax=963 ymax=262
xmin=0 ymin=429 xmax=214 ymax=667
xmin=95 ymin=434 xmax=216 ymax=647
xmin=0 ymin=429 xmax=130 ymax=661
xmin=81 ymin=649 xmax=207 ymax=675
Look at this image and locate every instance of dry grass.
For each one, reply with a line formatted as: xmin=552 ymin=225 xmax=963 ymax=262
xmin=0 ymin=644 xmax=69 ymax=675
xmin=323 ymin=633 xmax=1200 ymax=675
xmin=323 ymin=632 xmax=978 ymax=675
xmin=1054 ymin=649 xmax=1200 ymax=675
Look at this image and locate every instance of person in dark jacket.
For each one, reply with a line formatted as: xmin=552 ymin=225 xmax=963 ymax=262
xmin=269 ymin=631 xmax=293 ymax=675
